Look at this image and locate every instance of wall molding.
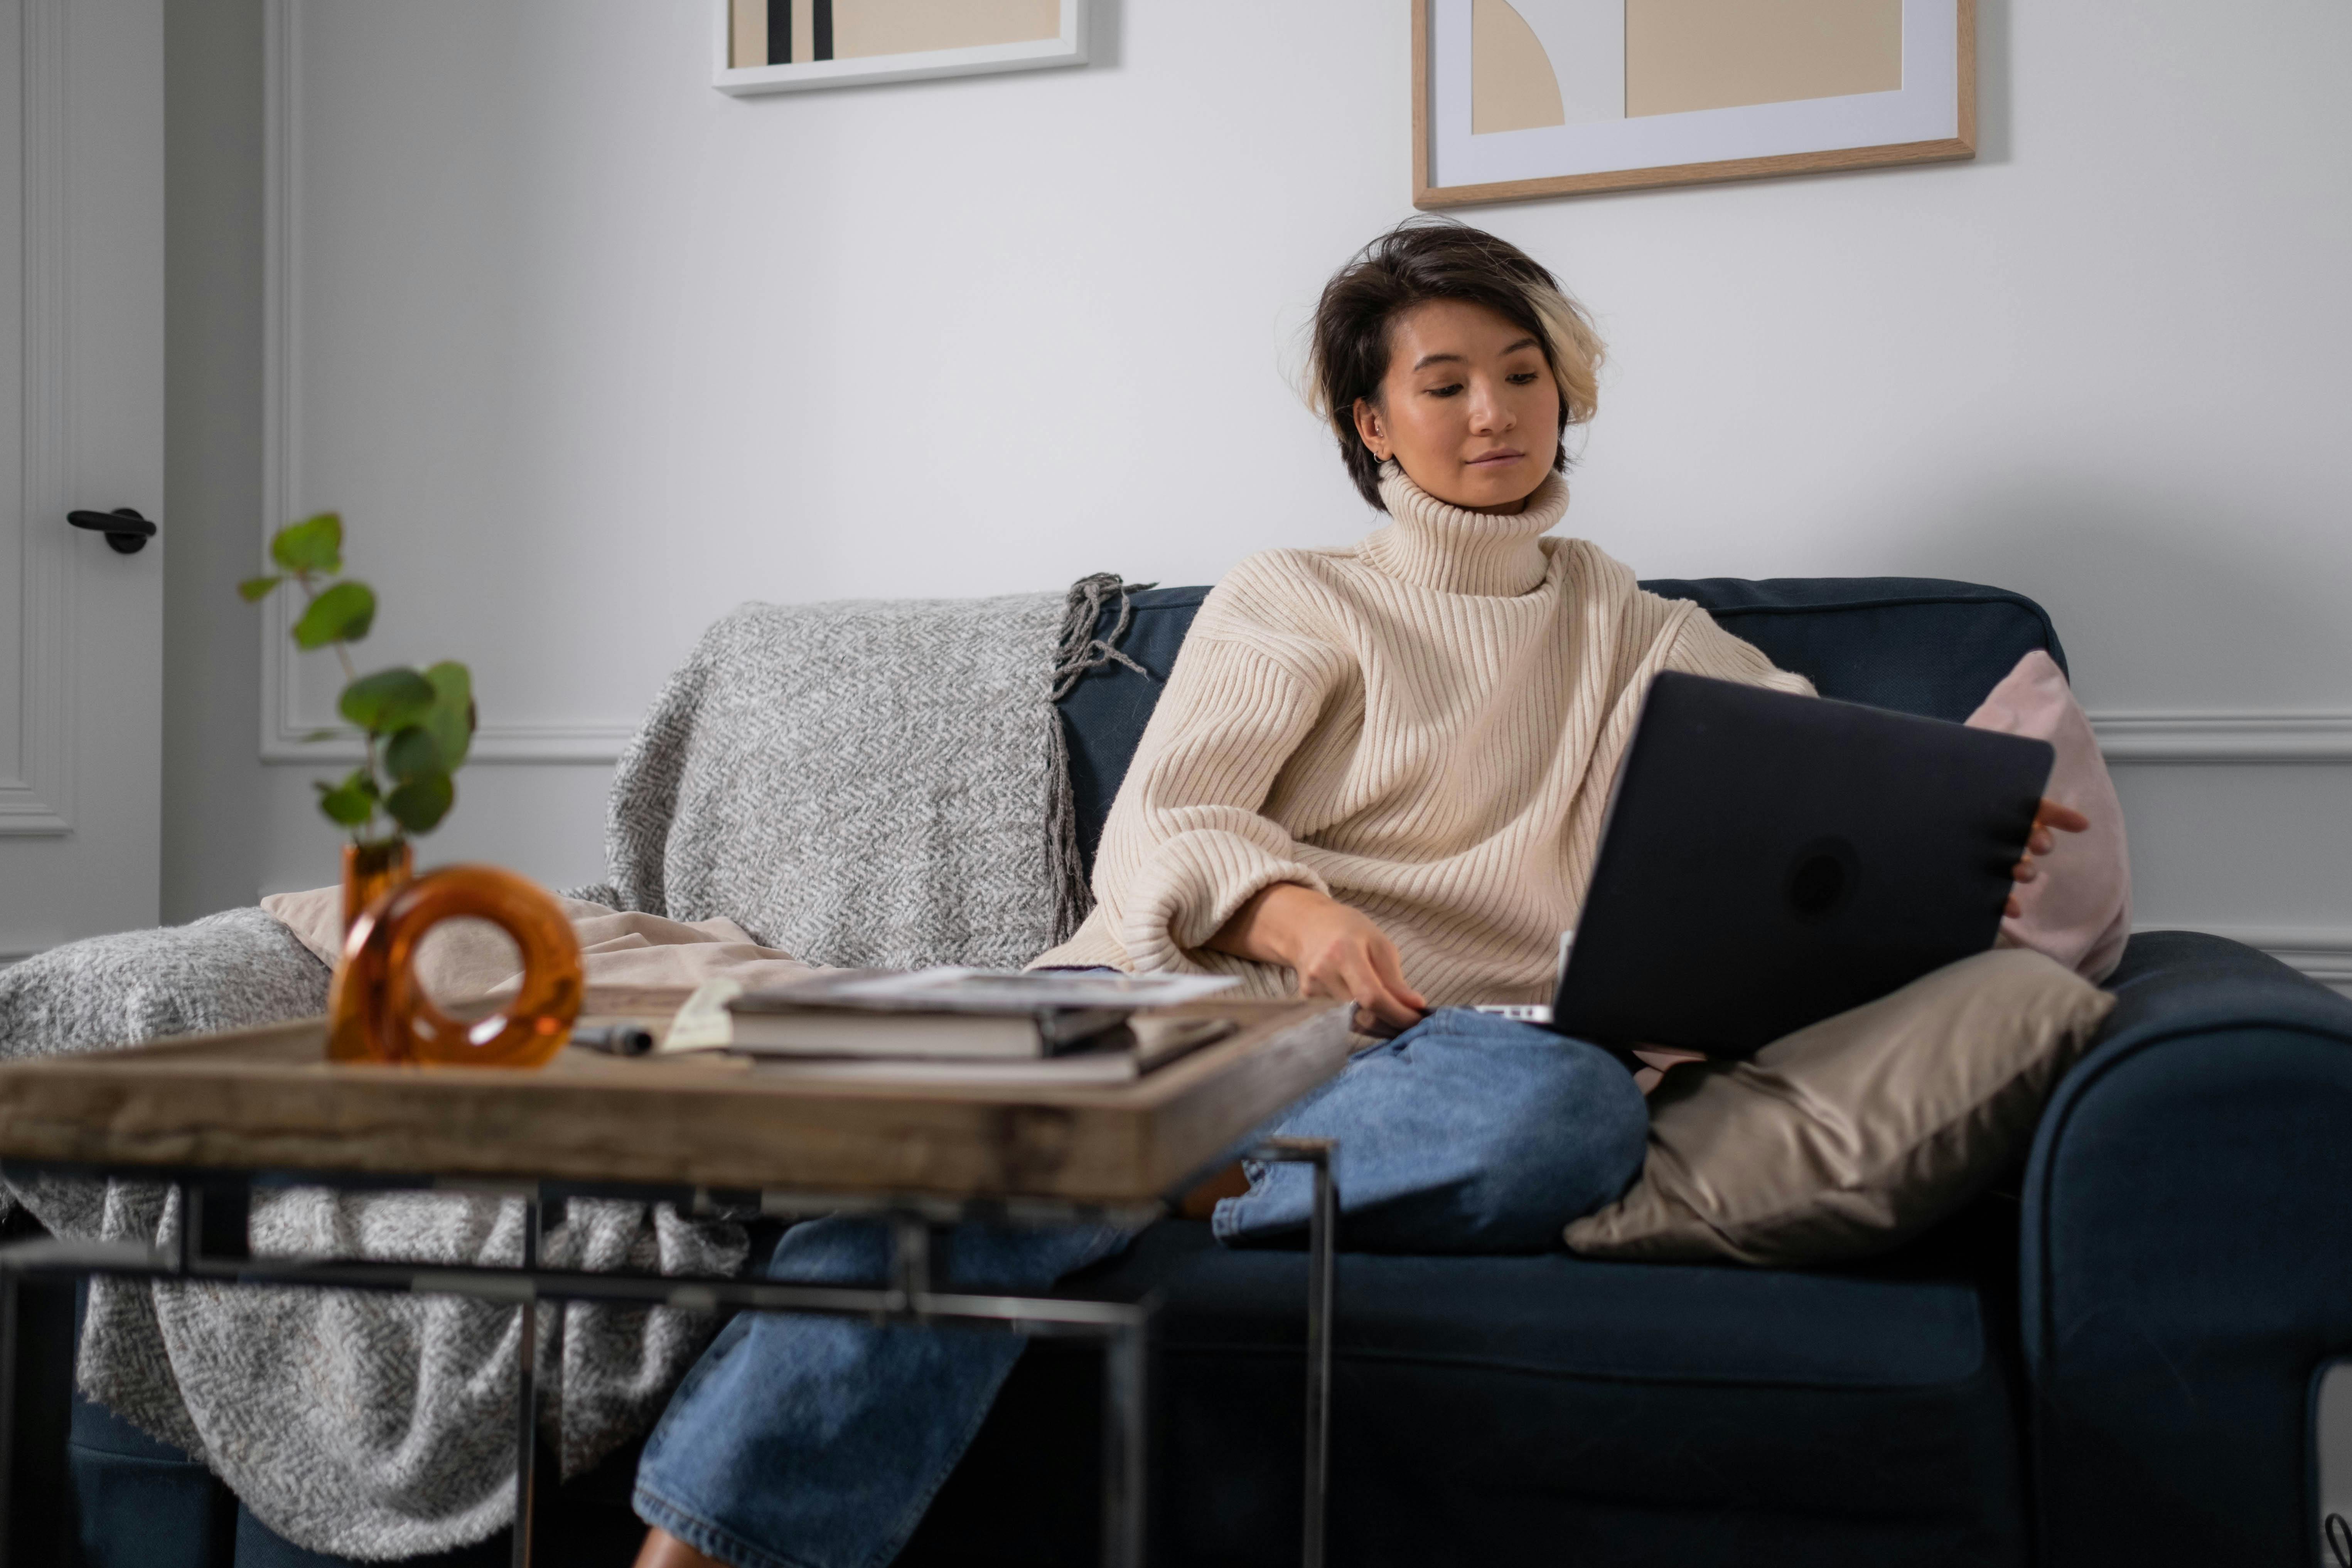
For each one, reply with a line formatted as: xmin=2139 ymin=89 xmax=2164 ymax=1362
xmin=256 ymin=0 xmax=636 ymax=770
xmin=258 ymin=720 xmax=634 ymax=766
xmin=0 ymin=0 xmax=76 ymax=834
xmin=2092 ymin=712 xmax=2352 ymax=764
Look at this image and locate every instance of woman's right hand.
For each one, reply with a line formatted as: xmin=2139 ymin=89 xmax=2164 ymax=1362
xmin=1207 ymin=882 xmax=1428 ymax=1032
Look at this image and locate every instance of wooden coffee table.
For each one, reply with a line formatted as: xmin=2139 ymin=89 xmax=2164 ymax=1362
xmin=0 ymin=996 xmax=1354 ymax=1568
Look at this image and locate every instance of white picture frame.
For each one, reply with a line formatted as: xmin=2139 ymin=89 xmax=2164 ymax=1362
xmin=712 ymin=0 xmax=1087 ymax=97
xmin=1415 ymin=0 xmax=1974 ymax=207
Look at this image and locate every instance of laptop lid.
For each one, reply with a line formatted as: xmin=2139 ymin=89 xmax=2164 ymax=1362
xmin=1550 ymin=671 xmax=2054 ymax=1057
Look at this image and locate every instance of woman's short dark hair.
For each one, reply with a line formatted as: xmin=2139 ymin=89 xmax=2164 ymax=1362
xmin=1307 ymin=219 xmax=1604 ymax=509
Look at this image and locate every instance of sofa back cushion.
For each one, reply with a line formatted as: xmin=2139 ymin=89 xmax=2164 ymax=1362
xmin=1055 ymin=577 xmax=2068 ymax=875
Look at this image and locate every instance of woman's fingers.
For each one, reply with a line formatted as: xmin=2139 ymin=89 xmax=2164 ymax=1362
xmin=1300 ymin=944 xmax=1422 ymax=1031
xmin=1253 ymin=891 xmax=1426 ymax=1032
xmin=1368 ymin=937 xmax=1430 ymax=1014
xmin=1345 ymin=956 xmax=1425 ymax=1029
xmin=1310 ymin=969 xmax=1413 ymax=1033
xmin=2005 ymin=893 xmax=2023 ymax=919
xmin=1295 ymin=950 xmax=1413 ymax=1026
xmin=2037 ymin=799 xmax=2091 ymax=834
xmin=2011 ymin=798 xmax=2089 ymax=892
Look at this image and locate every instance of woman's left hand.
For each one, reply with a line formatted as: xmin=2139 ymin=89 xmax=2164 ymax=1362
xmin=2007 ymin=797 xmax=2091 ymax=918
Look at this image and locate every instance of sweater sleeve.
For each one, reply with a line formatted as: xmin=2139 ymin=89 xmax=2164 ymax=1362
xmin=1087 ymin=625 xmax=1346 ymax=975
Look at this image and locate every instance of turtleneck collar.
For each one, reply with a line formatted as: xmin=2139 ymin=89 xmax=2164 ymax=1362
xmin=1360 ymin=462 xmax=1568 ymax=596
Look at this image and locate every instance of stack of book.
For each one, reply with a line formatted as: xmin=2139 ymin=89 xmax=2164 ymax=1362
xmin=674 ymin=967 xmax=1242 ymax=1084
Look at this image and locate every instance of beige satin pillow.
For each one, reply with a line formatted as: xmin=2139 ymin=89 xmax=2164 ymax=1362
xmin=1565 ymin=948 xmax=2116 ymax=1267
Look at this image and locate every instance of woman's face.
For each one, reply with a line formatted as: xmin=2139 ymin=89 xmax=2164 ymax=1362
xmin=1352 ymin=299 xmax=1561 ymax=514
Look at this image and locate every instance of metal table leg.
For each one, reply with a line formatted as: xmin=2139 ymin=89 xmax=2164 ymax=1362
xmin=1305 ymin=1146 xmax=1335 ymax=1568
xmin=0 ymin=1259 xmax=19 ymax=1568
xmin=877 ymin=1211 xmax=1152 ymax=1568
xmin=511 ymin=1194 xmax=540 ymax=1568
xmin=1246 ymin=1137 xmax=1339 ymax=1568
xmin=1102 ymin=1317 xmax=1148 ymax=1568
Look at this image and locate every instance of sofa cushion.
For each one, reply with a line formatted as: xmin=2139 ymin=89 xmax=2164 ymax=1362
xmin=908 ymin=1218 xmax=2028 ymax=1567
xmin=1057 ymin=578 xmax=2068 ymax=877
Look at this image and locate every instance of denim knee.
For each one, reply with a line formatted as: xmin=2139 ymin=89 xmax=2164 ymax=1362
xmin=1465 ymin=1034 xmax=1651 ymax=1237
xmin=1220 ymin=1009 xmax=1656 ymax=1253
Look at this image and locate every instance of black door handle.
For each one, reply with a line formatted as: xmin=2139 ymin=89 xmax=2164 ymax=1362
xmin=69 ymin=507 xmax=158 ymax=554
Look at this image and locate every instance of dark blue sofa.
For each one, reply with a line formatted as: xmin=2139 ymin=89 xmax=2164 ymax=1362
xmin=20 ymin=578 xmax=2352 ymax=1566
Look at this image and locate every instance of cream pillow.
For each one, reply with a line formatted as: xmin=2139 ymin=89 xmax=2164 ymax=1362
xmin=1565 ymin=948 xmax=2116 ymax=1267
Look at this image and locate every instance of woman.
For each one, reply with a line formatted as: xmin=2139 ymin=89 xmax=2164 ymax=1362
xmin=632 ymin=220 xmax=2082 ymax=1568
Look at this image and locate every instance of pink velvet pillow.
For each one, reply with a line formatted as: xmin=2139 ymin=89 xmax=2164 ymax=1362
xmin=1964 ymin=651 xmax=2131 ymax=982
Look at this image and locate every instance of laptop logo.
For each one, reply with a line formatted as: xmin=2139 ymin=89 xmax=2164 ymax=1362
xmin=1785 ymin=837 xmax=1860 ymax=922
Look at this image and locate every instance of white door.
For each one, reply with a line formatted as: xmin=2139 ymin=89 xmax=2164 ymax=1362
xmin=0 ymin=0 xmax=164 ymax=961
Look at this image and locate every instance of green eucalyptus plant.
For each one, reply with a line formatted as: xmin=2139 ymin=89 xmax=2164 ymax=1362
xmin=241 ymin=513 xmax=476 ymax=843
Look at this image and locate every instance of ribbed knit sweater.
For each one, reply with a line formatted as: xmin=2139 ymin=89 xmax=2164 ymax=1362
xmin=1033 ymin=464 xmax=1815 ymax=1006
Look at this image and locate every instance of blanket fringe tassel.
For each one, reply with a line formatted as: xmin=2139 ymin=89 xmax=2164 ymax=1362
xmin=1046 ymin=573 xmax=1155 ymax=945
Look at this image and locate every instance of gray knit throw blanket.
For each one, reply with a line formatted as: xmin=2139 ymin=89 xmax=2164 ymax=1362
xmin=591 ymin=574 xmax=1141 ymax=962
xmin=0 ymin=575 xmax=1139 ymax=1560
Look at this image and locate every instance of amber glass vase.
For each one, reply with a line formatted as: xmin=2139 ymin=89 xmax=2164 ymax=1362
xmin=328 ymin=862 xmax=583 ymax=1069
xmin=341 ymin=839 xmax=414 ymax=934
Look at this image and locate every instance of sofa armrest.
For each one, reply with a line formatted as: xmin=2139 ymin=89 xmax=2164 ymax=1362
xmin=2022 ymin=930 xmax=2352 ymax=1567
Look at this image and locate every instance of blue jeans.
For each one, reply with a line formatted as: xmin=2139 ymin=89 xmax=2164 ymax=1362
xmin=632 ymin=1010 xmax=1648 ymax=1568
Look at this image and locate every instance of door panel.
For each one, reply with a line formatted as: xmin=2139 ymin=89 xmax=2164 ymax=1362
xmin=0 ymin=0 xmax=164 ymax=959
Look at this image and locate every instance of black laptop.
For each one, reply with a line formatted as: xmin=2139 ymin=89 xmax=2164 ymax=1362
xmin=1548 ymin=671 xmax=2054 ymax=1058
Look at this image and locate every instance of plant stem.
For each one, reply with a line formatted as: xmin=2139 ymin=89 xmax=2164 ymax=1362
xmin=292 ymin=568 xmax=379 ymax=841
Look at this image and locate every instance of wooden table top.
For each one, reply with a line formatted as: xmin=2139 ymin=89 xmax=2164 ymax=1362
xmin=0 ymin=999 xmax=1353 ymax=1205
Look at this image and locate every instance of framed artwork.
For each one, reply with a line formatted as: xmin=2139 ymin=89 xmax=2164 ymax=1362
xmin=1413 ymin=0 xmax=1974 ymax=206
xmin=713 ymin=0 xmax=1086 ymax=96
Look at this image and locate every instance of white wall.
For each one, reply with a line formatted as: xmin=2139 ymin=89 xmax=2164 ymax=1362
xmin=165 ymin=0 xmax=2352 ymax=989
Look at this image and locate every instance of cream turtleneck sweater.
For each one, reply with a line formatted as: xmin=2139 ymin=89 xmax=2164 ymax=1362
xmin=1033 ymin=465 xmax=1814 ymax=1006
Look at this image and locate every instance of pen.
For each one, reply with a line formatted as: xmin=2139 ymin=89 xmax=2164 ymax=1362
xmin=572 ymin=1023 xmax=656 ymax=1057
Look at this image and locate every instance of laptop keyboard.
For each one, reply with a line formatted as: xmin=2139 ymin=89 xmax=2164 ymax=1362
xmin=1472 ymin=1003 xmax=1555 ymax=1025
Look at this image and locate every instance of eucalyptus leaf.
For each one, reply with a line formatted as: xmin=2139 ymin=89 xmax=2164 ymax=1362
xmin=384 ymin=724 xmax=443 ymax=784
xmin=423 ymin=661 xmax=474 ymax=770
xmin=238 ymin=575 xmax=284 ymax=602
xmin=314 ymin=769 xmax=378 ymax=828
xmin=384 ymin=772 xmax=454 ymax=834
xmin=338 ymin=666 xmax=435 ymax=733
xmin=293 ymin=580 xmax=376 ymax=649
xmin=271 ymin=513 xmax=344 ymax=575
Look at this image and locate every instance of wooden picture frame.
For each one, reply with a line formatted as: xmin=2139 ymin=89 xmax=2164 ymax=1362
xmin=1413 ymin=0 xmax=1974 ymax=207
xmin=713 ymin=0 xmax=1087 ymax=98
